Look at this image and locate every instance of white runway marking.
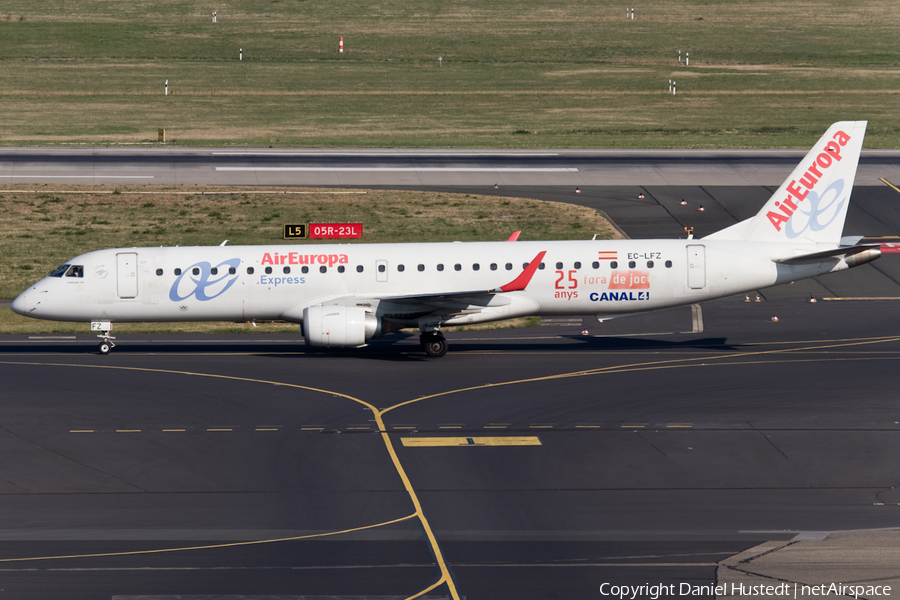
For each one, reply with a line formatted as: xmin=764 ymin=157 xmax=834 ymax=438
xmin=215 ymin=167 xmax=578 ymax=172
xmin=213 ymin=152 xmax=559 ymax=156
xmin=0 ymin=175 xmax=154 ymax=179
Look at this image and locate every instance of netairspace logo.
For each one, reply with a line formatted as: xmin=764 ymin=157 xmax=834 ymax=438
xmin=598 ymin=582 xmax=892 ymax=599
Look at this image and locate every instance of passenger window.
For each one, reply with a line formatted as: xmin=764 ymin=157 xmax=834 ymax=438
xmin=156 ymin=268 xmax=163 ymax=276
xmin=193 ymin=267 xmax=200 ymax=276
xmin=454 ymin=264 xmax=461 ymax=271
xmin=319 ymin=266 xmax=327 ymax=273
xmin=523 ymin=263 xmax=528 ymax=269
xmin=574 ymin=261 xmax=581 ymax=269
xmin=628 ymin=261 xmax=636 ymax=269
xmin=417 ymin=264 xmax=425 ymax=272
xmin=338 ymin=265 xmax=345 ymax=273
xmin=247 ymin=267 xmax=254 ymax=274
xmin=356 ymin=265 xmax=364 ymax=273
xmin=174 ymin=268 xmax=182 ymax=276
xmin=210 ymin=267 xmax=218 ymax=275
xmin=539 ymin=263 xmax=545 ymax=270
xmin=437 ymin=264 xmax=444 ymax=272
xmin=378 ymin=264 xmax=386 ymax=273
xmin=490 ymin=263 xmax=497 ymax=271
xmin=229 ymin=267 xmax=236 ymax=275
xmin=302 ymin=266 xmax=309 ymax=274
xmin=592 ymin=261 xmax=599 ymax=269
xmin=665 ymin=260 xmax=673 ymax=268
xmin=283 ymin=266 xmax=290 ymax=274
xmin=398 ymin=264 xmax=405 ymax=272
xmin=647 ymin=261 xmax=654 ymax=268
xmin=49 ymin=264 xmax=70 ymax=278
xmin=265 ymin=267 xmax=272 ymax=274
xmin=610 ymin=261 xmax=617 ymax=269
xmin=473 ymin=263 xmax=480 ymax=271
xmin=65 ymin=265 xmax=83 ymax=278
xmin=506 ymin=263 xmax=513 ymax=270
xmin=556 ymin=262 xmax=563 ymax=269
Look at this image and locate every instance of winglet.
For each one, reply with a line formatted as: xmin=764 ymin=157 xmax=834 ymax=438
xmin=496 ymin=251 xmax=546 ymax=292
xmin=506 ymin=231 xmax=521 ymax=242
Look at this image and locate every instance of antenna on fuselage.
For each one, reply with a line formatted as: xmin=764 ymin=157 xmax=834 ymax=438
xmin=220 ymin=240 xmax=229 ymax=246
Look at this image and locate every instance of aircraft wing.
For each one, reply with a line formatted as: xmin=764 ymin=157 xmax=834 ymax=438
xmin=379 ymin=250 xmax=546 ymax=304
xmin=280 ymin=251 xmax=547 ymax=324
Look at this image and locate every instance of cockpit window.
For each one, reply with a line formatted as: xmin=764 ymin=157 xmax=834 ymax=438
xmin=49 ymin=264 xmax=70 ymax=277
xmin=65 ymin=265 xmax=84 ymax=278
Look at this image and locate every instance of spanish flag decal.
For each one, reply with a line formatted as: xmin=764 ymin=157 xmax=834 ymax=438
xmin=597 ymin=251 xmax=617 ymax=260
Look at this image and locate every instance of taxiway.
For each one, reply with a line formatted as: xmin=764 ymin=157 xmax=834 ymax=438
xmin=2 ymin=150 xmax=900 ymax=599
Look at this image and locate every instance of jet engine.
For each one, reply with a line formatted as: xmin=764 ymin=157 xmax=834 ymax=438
xmin=302 ymin=305 xmax=378 ymax=347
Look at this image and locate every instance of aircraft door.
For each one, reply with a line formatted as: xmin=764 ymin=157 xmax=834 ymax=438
xmin=686 ymin=245 xmax=706 ymax=289
xmin=376 ymin=260 xmax=388 ymax=282
xmin=116 ymin=252 xmax=139 ymax=298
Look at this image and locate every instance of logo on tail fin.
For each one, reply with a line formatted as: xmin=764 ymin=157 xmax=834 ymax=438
xmin=765 ymin=129 xmax=852 ymax=233
xmin=783 ymin=179 xmax=847 ymax=239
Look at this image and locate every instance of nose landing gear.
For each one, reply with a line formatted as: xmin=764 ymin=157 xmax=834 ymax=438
xmin=92 ymin=322 xmax=116 ymax=355
xmin=97 ymin=331 xmax=116 ymax=355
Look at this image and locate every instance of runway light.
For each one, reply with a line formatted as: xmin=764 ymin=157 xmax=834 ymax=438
xmin=680 ymin=199 xmax=687 ymax=205
xmin=745 ymin=295 xmax=750 ymax=303
xmin=638 ymin=193 xmax=644 ymax=199
xmin=771 ymin=316 xmax=779 ymax=322
xmin=808 ymin=295 xmax=817 ymax=303
xmin=582 ymin=329 xmax=589 ymax=336
xmin=697 ymin=205 xmax=705 ymax=212
xmin=494 ymin=183 xmax=499 ymax=189
xmin=755 ymin=295 xmax=761 ymax=302
xmin=575 ymin=187 xmax=581 ymax=194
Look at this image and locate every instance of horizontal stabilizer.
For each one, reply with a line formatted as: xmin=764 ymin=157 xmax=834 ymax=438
xmin=773 ymin=244 xmax=880 ymax=265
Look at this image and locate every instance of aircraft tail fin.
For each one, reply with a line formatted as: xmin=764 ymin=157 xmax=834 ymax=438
xmin=705 ymin=121 xmax=867 ymax=244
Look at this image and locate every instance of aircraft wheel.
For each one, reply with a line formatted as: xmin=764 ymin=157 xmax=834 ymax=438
xmin=421 ymin=333 xmax=448 ymax=358
xmin=98 ymin=342 xmax=112 ymax=355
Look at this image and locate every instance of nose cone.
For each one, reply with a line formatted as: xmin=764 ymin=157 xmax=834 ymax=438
xmin=11 ymin=289 xmax=33 ymax=316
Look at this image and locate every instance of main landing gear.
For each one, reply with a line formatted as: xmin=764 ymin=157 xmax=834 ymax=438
xmin=97 ymin=331 xmax=116 ymax=355
xmin=420 ymin=331 xmax=448 ymax=358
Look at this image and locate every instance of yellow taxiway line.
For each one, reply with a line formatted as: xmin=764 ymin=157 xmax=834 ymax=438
xmin=401 ymin=436 xmax=541 ymax=447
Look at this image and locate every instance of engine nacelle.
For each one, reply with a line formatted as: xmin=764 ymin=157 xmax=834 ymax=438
xmin=302 ymin=305 xmax=377 ymax=347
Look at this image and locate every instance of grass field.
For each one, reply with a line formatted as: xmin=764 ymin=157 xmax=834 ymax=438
xmin=0 ymin=185 xmax=618 ymax=332
xmin=0 ymin=1 xmax=898 ymax=148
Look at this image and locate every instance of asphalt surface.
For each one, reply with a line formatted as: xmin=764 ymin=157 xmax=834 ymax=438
xmin=2 ymin=150 xmax=900 ymax=599
xmin=1 ymin=146 xmax=900 ymax=187
xmin=3 ymin=301 xmax=900 ymax=599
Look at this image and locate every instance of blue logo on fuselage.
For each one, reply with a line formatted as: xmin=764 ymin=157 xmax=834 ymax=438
xmin=169 ymin=259 xmax=241 ymax=302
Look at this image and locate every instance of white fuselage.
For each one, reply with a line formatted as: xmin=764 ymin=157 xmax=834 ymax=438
xmin=11 ymin=239 xmax=844 ymax=327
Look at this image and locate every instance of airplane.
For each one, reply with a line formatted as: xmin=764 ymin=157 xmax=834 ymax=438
xmin=11 ymin=121 xmax=879 ymax=357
